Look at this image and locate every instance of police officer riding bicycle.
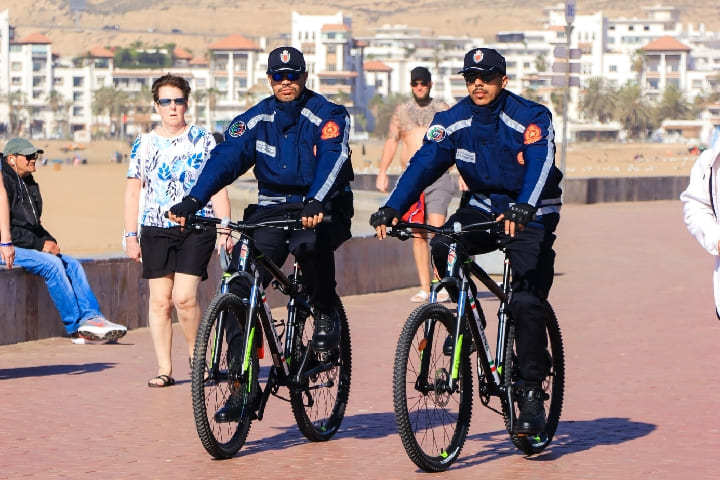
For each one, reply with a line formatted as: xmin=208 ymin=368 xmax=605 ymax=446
xmin=371 ymin=47 xmax=562 ymax=435
xmin=169 ymin=46 xmax=354 ymax=419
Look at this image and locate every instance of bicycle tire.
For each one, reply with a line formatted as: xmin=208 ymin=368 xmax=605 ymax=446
xmin=290 ymin=296 xmax=352 ymax=442
xmin=502 ymin=301 xmax=565 ymax=455
xmin=393 ymin=303 xmax=473 ymax=472
xmin=191 ymin=293 xmax=259 ymax=459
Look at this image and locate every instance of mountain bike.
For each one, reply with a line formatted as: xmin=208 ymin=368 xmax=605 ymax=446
xmin=186 ymin=211 xmax=352 ymax=459
xmin=387 ymin=220 xmax=564 ymax=472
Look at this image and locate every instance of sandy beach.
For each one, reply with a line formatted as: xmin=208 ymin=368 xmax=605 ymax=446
xmin=15 ymin=138 xmax=698 ymax=256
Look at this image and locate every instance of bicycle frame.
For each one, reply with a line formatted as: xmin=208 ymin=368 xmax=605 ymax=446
xmin=206 ymin=221 xmax=332 ymax=419
xmin=405 ymin=223 xmax=517 ymax=420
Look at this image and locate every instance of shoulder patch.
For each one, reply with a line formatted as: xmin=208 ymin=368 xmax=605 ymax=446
xmin=320 ymin=120 xmax=340 ymax=140
xmin=426 ymin=124 xmax=446 ymax=142
xmin=524 ymin=124 xmax=542 ymax=144
xmin=228 ymin=120 xmax=246 ymax=138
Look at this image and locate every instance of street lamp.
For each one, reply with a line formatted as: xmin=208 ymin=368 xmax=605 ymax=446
xmin=560 ymin=0 xmax=576 ymax=177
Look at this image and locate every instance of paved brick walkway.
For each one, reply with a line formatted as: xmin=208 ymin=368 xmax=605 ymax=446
xmin=1 ymin=200 xmax=719 ymax=479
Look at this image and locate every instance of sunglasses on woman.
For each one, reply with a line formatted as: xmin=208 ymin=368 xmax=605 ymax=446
xmin=157 ymin=97 xmax=187 ymax=107
xmin=271 ymin=71 xmax=301 ymax=82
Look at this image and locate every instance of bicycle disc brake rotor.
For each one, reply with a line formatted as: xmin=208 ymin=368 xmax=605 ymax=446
xmin=433 ymin=368 xmax=451 ymax=407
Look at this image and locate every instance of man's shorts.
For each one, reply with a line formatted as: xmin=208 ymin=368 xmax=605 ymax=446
xmin=423 ymin=171 xmax=454 ymax=216
xmin=139 ymin=226 xmax=216 ymax=280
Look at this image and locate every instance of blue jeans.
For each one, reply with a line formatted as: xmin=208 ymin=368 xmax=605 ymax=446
xmin=11 ymin=247 xmax=103 ymax=334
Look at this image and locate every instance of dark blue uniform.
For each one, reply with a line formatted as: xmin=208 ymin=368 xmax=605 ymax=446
xmin=384 ymin=89 xmax=562 ymax=381
xmin=189 ymin=89 xmax=354 ymax=313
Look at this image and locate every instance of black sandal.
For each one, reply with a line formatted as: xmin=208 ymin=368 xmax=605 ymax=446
xmin=147 ymin=374 xmax=175 ymax=388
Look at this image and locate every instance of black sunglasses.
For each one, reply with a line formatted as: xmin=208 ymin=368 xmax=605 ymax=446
xmin=157 ymin=97 xmax=187 ymax=107
xmin=271 ymin=71 xmax=301 ymax=82
xmin=463 ymin=71 xmax=502 ymax=84
xmin=411 ymin=81 xmax=429 ymax=87
xmin=14 ymin=153 xmax=38 ymax=160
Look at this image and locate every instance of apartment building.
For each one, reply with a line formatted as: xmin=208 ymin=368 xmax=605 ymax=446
xmin=0 ymin=6 xmax=718 ymax=143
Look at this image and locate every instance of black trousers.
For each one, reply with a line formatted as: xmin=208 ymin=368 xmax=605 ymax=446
xmin=429 ymin=207 xmax=559 ymax=381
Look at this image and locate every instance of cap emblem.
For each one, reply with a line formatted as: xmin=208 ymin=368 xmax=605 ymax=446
xmin=473 ymin=50 xmax=484 ymax=64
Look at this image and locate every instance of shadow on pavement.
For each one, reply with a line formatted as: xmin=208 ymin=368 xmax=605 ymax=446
xmin=454 ymin=417 xmax=655 ymax=469
xmin=229 ymin=411 xmax=398 ymax=457
xmin=0 ymin=362 xmax=117 ymax=379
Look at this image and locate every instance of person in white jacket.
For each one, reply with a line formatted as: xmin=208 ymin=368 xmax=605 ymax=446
xmin=680 ymin=135 xmax=720 ymax=319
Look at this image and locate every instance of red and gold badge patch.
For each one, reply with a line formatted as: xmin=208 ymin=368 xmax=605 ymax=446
xmin=523 ymin=124 xmax=542 ymax=144
xmin=321 ymin=121 xmax=340 ymax=140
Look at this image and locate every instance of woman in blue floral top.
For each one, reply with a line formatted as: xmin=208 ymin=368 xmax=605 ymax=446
xmin=123 ymin=74 xmax=232 ymax=388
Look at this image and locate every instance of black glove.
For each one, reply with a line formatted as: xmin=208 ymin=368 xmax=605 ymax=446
xmin=169 ymin=195 xmax=202 ymax=218
xmin=370 ymin=207 xmax=401 ymax=228
xmin=501 ymin=203 xmax=537 ymax=227
xmin=301 ymin=199 xmax=323 ymax=218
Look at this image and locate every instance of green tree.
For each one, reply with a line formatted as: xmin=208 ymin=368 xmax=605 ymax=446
xmin=654 ymin=83 xmax=693 ymax=124
xmin=579 ymin=77 xmax=616 ymax=123
xmin=1 ymin=90 xmax=26 ymax=135
xmin=613 ymin=81 xmax=653 ymax=139
xmin=535 ymin=54 xmax=548 ymax=73
xmin=93 ymin=86 xmax=130 ymax=139
xmin=45 ymin=89 xmax=71 ymax=139
xmin=367 ymin=92 xmax=408 ymax=139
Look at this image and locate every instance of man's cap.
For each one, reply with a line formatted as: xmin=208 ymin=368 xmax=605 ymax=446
xmin=3 ymin=137 xmax=43 ymax=156
xmin=410 ymin=66 xmax=432 ymax=83
xmin=458 ymin=48 xmax=506 ymax=76
xmin=266 ymin=46 xmax=306 ymax=74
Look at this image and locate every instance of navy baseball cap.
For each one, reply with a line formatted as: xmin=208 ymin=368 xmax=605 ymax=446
xmin=458 ymin=48 xmax=506 ymax=76
xmin=266 ymin=46 xmax=306 ymax=74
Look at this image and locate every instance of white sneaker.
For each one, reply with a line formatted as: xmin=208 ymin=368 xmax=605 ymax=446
xmin=70 ymin=332 xmax=103 ymax=345
xmin=77 ymin=317 xmax=127 ymax=342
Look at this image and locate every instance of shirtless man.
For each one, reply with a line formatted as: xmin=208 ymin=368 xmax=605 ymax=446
xmin=376 ymin=66 xmax=453 ymax=303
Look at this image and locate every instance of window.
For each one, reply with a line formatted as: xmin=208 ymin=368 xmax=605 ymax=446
xmin=11 ymin=61 xmax=21 ymax=71
xmin=54 ymin=77 xmax=63 ymax=86
xmin=72 ymin=106 xmax=83 ymax=116
xmin=73 ymin=77 xmax=84 ymax=87
xmin=73 ymin=91 xmax=83 ymax=102
xmin=33 ymin=76 xmax=44 ymax=87
xmin=11 ymin=77 xmax=21 ymax=86
xmin=609 ymin=65 xmax=618 ymax=72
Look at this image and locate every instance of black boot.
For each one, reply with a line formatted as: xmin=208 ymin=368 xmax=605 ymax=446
xmin=214 ymin=391 xmax=246 ymax=423
xmin=312 ymin=311 xmax=340 ymax=352
xmin=515 ymin=382 xmax=547 ymax=435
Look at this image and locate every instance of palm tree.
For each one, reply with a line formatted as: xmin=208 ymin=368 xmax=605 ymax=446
xmin=1 ymin=90 xmax=26 ymax=135
xmin=196 ymin=87 xmax=220 ymax=132
xmin=46 ymin=89 xmax=70 ymax=138
xmin=613 ymin=81 xmax=653 ymax=139
xmin=367 ymin=92 xmax=408 ymax=139
xmin=654 ymin=83 xmax=693 ymax=124
xmin=93 ymin=86 xmax=130 ymax=139
xmin=579 ymin=77 xmax=615 ymax=123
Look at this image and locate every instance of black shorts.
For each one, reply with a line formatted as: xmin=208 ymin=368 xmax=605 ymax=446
xmin=140 ymin=226 xmax=216 ymax=280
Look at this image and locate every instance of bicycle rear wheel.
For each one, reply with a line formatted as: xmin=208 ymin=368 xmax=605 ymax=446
xmin=191 ymin=293 xmax=259 ymax=459
xmin=393 ymin=303 xmax=473 ymax=472
xmin=290 ymin=297 xmax=352 ymax=442
xmin=502 ymin=301 xmax=565 ymax=455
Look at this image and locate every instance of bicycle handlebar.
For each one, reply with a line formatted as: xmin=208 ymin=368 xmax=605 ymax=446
xmin=387 ymin=220 xmax=500 ymax=240
xmin=186 ymin=213 xmax=332 ymax=233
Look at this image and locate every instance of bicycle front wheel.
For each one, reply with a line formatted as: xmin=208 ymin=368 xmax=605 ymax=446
xmin=191 ymin=293 xmax=259 ymax=459
xmin=290 ymin=297 xmax=352 ymax=442
xmin=393 ymin=303 xmax=473 ymax=472
xmin=502 ymin=301 xmax=565 ymax=455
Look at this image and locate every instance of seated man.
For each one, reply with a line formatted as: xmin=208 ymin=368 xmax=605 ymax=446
xmin=2 ymin=137 xmax=127 ymax=344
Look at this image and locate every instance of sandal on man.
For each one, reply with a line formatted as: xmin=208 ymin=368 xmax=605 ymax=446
xmin=148 ymin=374 xmax=175 ymax=388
